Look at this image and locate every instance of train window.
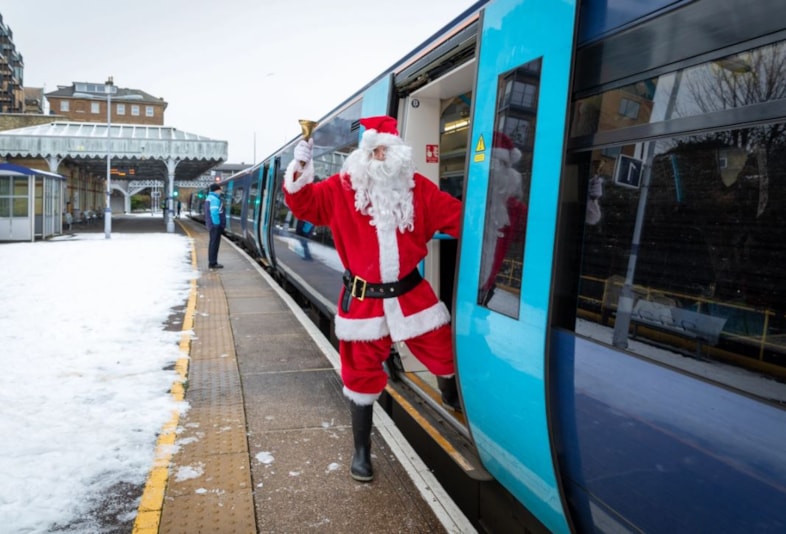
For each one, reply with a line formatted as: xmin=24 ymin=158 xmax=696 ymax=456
xmin=574 ymin=130 xmax=786 ymax=398
xmin=439 ymin=93 xmax=471 ymax=199
xmin=477 ymin=58 xmax=541 ymax=318
xmin=230 ymin=186 xmax=244 ymax=216
xmin=273 ymin=100 xmax=362 ymax=247
xmin=570 ymin=41 xmax=786 ymax=138
xmin=570 ymin=38 xmax=786 ymax=399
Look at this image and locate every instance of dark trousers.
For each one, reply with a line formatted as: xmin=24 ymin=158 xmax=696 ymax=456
xmin=208 ymin=226 xmax=223 ymax=266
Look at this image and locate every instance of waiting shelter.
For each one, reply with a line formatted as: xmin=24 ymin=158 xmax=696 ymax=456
xmin=0 ymin=163 xmax=66 ymax=242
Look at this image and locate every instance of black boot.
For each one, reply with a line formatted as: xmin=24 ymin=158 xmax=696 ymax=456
xmin=437 ymin=376 xmax=462 ymax=412
xmin=349 ymin=401 xmax=374 ymax=482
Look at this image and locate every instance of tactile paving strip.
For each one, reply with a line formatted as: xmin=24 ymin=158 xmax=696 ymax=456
xmin=156 ymin=231 xmax=256 ymax=533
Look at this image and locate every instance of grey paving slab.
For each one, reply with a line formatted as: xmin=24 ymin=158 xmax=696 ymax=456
xmin=225 ymin=296 xmax=290 ymax=315
xmin=247 ymin=426 xmax=446 ymax=534
xmin=230 ymin=309 xmax=311 ymax=336
xmin=241 ymin=369 xmax=348 ymax=432
xmin=234 ymin=333 xmax=331 ymax=374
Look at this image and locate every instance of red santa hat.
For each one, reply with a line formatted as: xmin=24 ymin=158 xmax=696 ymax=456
xmin=492 ymin=131 xmax=522 ymax=165
xmin=359 ymin=115 xmax=403 ymax=151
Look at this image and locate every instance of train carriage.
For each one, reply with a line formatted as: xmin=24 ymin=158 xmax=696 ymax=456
xmin=196 ymin=0 xmax=786 ymax=531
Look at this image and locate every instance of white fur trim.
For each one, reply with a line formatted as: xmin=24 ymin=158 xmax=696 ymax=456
xmin=377 ymin=226 xmax=399 ymax=282
xmin=384 ymin=298 xmax=451 ymax=342
xmin=334 ymin=297 xmax=451 ymax=342
xmin=360 ymin=130 xmax=403 ymax=152
xmin=335 ymin=314 xmax=389 ymax=341
xmin=283 ymin=158 xmax=315 ymax=194
xmin=343 ymin=386 xmax=380 ymax=405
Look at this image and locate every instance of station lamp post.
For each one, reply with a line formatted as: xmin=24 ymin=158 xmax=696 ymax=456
xmin=104 ymin=76 xmax=114 ymax=239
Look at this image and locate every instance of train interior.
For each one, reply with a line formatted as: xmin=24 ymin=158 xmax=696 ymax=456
xmin=390 ymin=59 xmax=475 ymax=432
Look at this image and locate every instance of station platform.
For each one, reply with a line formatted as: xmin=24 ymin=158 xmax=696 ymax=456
xmin=107 ymin=214 xmax=473 ymax=533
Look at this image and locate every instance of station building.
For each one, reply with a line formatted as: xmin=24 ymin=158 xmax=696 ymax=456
xmin=0 ymin=10 xmax=231 ymax=242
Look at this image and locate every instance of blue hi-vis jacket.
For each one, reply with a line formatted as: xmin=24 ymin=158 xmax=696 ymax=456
xmin=205 ymin=191 xmax=226 ymax=230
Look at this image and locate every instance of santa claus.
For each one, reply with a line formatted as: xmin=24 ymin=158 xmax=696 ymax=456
xmin=478 ymin=131 xmax=528 ymax=305
xmin=283 ymin=115 xmax=462 ymax=482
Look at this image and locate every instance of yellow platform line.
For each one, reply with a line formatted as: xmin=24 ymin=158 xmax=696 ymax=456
xmin=384 ymin=383 xmax=475 ymax=472
xmin=133 ymin=224 xmax=197 ymax=534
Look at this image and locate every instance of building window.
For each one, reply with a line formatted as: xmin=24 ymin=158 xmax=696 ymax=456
xmin=60 ymin=101 xmax=69 ymax=112
xmin=117 ymin=104 xmax=125 ymax=115
xmin=145 ymin=106 xmax=154 ymax=117
xmin=618 ymin=98 xmax=641 ymax=119
xmin=91 ymin=102 xmax=100 ymax=114
xmin=131 ymin=105 xmax=140 ymax=116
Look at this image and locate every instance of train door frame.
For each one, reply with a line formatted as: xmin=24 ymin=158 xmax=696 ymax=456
xmin=395 ymin=61 xmax=476 ymax=375
xmin=399 ymin=59 xmax=476 ymax=300
xmin=252 ymin=162 xmax=269 ymax=263
xmin=453 ymin=1 xmax=578 ymax=532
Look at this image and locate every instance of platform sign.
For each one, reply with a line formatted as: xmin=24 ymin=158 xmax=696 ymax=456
xmin=614 ymin=154 xmax=643 ymax=189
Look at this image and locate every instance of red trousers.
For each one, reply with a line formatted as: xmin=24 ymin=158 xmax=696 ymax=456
xmin=340 ymin=324 xmax=455 ymax=396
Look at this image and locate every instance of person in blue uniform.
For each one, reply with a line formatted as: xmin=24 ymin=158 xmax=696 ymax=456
xmin=205 ymin=183 xmax=226 ymax=269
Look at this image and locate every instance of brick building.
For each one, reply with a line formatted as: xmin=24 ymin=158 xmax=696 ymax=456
xmin=46 ymin=81 xmax=168 ymax=125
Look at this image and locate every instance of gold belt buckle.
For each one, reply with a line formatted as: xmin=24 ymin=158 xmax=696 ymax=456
xmin=351 ymin=276 xmax=367 ymax=300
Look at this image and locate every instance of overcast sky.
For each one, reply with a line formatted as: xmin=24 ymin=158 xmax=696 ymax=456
xmin=3 ymin=1 xmax=479 ymax=166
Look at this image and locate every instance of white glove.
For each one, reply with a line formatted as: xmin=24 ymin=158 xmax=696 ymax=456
xmin=294 ymin=139 xmax=313 ymax=165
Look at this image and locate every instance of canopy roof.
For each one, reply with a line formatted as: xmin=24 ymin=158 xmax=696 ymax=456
xmin=0 ymin=162 xmax=65 ymax=179
xmin=0 ymin=121 xmax=227 ymax=181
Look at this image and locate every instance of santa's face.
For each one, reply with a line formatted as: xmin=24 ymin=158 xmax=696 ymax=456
xmin=366 ymin=142 xmax=412 ymax=188
xmin=372 ymin=146 xmax=387 ymax=161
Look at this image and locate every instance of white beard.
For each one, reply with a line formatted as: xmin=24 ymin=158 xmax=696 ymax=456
xmin=342 ymin=142 xmax=416 ymax=232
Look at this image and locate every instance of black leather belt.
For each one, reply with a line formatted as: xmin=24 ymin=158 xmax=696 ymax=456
xmin=341 ymin=268 xmax=422 ymax=312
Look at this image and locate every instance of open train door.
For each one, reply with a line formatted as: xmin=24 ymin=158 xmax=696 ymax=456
xmin=454 ymin=1 xmax=577 ymax=532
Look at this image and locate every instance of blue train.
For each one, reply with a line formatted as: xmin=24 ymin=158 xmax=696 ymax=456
xmin=190 ymin=0 xmax=786 ymax=531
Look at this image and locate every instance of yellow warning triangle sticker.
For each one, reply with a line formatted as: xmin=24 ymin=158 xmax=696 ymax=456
xmin=475 ymin=135 xmax=486 ymax=153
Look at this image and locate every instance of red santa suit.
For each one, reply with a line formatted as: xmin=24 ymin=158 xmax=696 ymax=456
xmin=283 ymin=116 xmax=461 ymax=404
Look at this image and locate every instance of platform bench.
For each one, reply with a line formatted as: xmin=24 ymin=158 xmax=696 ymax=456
xmin=630 ymin=300 xmax=727 ymax=355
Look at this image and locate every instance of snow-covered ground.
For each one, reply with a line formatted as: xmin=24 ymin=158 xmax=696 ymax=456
xmin=0 ymin=229 xmax=194 ymax=533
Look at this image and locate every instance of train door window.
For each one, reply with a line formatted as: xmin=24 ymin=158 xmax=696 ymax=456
xmin=477 ymin=58 xmax=542 ymax=318
xmin=248 ymin=173 xmax=259 ymax=224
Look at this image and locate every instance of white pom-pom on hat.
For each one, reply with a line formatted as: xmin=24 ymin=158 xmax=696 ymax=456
xmin=492 ymin=131 xmax=522 ymax=165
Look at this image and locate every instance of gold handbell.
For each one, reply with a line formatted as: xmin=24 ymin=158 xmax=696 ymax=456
xmin=299 ymin=119 xmax=318 ymax=140
xmin=298 ymin=120 xmax=318 ymax=168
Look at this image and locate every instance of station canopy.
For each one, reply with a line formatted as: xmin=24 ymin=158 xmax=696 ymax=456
xmin=0 ymin=121 xmax=228 ymax=181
